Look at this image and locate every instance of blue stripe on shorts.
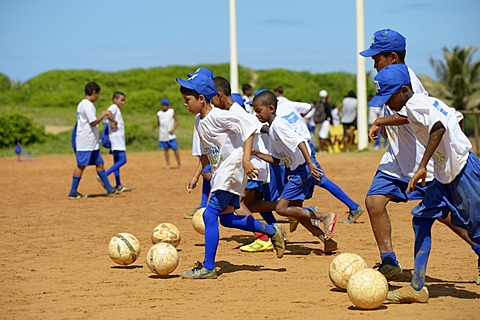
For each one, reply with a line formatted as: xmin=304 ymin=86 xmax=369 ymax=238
xmin=367 ymin=170 xmax=428 ymax=202
xmin=76 ymin=149 xmax=104 ymax=166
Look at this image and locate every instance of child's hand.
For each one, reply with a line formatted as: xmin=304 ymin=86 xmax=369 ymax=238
xmin=168 ymin=129 xmax=175 ymax=135
xmin=186 ymin=176 xmax=199 ymax=193
xmin=111 ymin=121 xmax=118 ymax=130
xmin=243 ymin=159 xmax=259 ymax=179
xmin=368 ymin=123 xmax=381 ymax=142
xmin=407 ymin=167 xmax=427 ymax=192
xmin=308 ymin=162 xmax=323 ymax=180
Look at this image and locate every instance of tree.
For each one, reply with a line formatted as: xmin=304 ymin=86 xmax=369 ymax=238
xmin=420 ymin=46 xmax=480 ymax=110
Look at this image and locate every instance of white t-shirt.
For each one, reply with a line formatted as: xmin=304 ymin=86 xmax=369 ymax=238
xmin=405 ymin=94 xmax=470 ymax=184
xmin=267 ymin=116 xmax=311 ymax=171
xmin=106 ymin=104 xmax=126 ymax=151
xmin=368 ymin=105 xmax=384 ymax=125
xmin=75 ymin=99 xmax=99 ymax=151
xmin=276 ymin=97 xmax=312 ymax=140
xmin=196 ymin=107 xmax=257 ymax=196
xmin=157 ymin=109 xmax=176 ymax=142
xmin=191 ymin=114 xmax=201 ymax=157
xmin=331 ymin=107 xmax=340 ymax=126
xmin=341 ymin=97 xmax=357 ymax=123
xmin=377 ymin=67 xmax=435 ymax=181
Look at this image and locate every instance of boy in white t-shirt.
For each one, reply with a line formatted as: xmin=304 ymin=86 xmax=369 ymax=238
xmin=176 ymin=74 xmax=285 ymax=279
xmin=68 ymin=82 xmax=117 ymax=199
xmin=369 ymin=63 xmax=480 ymax=303
xmin=157 ymin=98 xmax=181 ymax=169
xmin=252 ymin=90 xmax=340 ymax=243
xmin=103 ymin=91 xmax=132 ymax=193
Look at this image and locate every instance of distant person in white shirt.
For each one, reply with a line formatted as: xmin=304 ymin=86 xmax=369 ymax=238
xmin=340 ymin=90 xmax=357 ymax=152
xmin=369 ymin=63 xmax=480 ymax=303
xmin=157 ymin=98 xmax=181 ymax=169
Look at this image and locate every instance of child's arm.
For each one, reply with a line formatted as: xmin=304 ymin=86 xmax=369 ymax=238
xmin=186 ymin=155 xmax=208 ymax=193
xmin=90 ymin=110 xmax=111 ymax=127
xmin=252 ymin=149 xmax=280 ymax=165
xmin=104 ymin=112 xmax=118 ymax=130
xmin=407 ymin=121 xmax=445 ymax=192
xmin=242 ymin=133 xmax=260 ymax=179
xmin=298 ymin=141 xmax=322 ymax=180
xmin=368 ymin=113 xmax=409 ymax=142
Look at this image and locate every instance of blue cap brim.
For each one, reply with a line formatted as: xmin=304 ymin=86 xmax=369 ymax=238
xmin=368 ymin=94 xmax=391 ymax=107
xmin=359 ymin=47 xmax=381 ymax=57
xmin=176 ymin=78 xmax=193 ymax=90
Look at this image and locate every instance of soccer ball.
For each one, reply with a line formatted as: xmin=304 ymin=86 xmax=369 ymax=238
xmin=347 ymin=268 xmax=388 ymax=309
xmin=146 ymin=242 xmax=179 ymax=275
xmin=108 ymin=233 xmax=141 ymax=266
xmin=151 ymin=223 xmax=181 ymax=248
xmin=328 ymin=253 xmax=367 ymax=290
xmin=192 ymin=208 xmax=205 ymax=235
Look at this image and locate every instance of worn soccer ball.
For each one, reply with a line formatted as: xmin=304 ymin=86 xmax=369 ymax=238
xmin=347 ymin=268 xmax=388 ymax=309
xmin=151 ymin=223 xmax=181 ymax=248
xmin=328 ymin=253 xmax=367 ymax=290
xmin=192 ymin=208 xmax=205 ymax=235
xmin=146 ymin=242 xmax=179 ymax=275
xmin=108 ymin=233 xmax=141 ymax=266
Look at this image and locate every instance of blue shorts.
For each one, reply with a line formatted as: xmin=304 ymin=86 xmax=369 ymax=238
xmin=367 ymin=170 xmax=428 ymax=202
xmin=245 ymin=180 xmax=263 ymax=191
xmin=281 ymin=163 xmax=315 ymax=201
xmin=412 ymin=152 xmax=480 ymax=242
xmin=202 ymin=162 xmax=212 ymax=174
xmin=159 ymin=139 xmax=178 ymax=150
xmin=76 ymin=150 xmax=104 ymax=166
xmin=207 ymin=190 xmax=241 ymax=211
xmin=262 ymin=164 xmax=286 ymax=202
xmin=307 ymin=141 xmax=328 ymax=186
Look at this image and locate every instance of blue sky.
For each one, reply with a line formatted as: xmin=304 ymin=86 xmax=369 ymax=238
xmin=1 ymin=0 xmax=479 ymax=83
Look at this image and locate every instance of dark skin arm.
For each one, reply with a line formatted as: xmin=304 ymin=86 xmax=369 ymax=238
xmin=186 ymin=155 xmax=209 ymax=193
xmin=368 ymin=113 xmax=409 ymax=142
xmin=407 ymin=121 xmax=446 ymax=192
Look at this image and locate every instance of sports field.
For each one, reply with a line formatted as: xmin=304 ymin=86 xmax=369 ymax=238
xmin=1 ymin=151 xmax=478 ymax=319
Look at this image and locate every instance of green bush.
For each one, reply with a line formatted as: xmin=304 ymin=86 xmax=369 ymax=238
xmin=0 ymin=111 xmax=47 ymax=147
xmin=0 ymin=73 xmax=10 ymax=91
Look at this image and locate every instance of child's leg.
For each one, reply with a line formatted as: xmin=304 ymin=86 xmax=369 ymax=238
xmin=174 ymin=149 xmax=181 ymax=168
xmin=106 ymin=151 xmax=127 ymax=187
xmin=163 ymin=148 xmax=170 ymax=169
xmin=69 ymin=166 xmax=85 ymax=195
xmin=411 ymin=217 xmax=436 ymax=290
xmin=202 ymin=206 xmax=221 ymax=271
xmin=96 ymin=164 xmax=114 ymax=194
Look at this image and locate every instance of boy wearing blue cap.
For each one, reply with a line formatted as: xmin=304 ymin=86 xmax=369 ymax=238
xmin=369 ymin=64 xmax=480 ymax=303
xmin=176 ymin=74 xmax=285 ymax=279
xmin=360 ymin=29 xmax=479 ymax=283
xmin=157 ymin=98 xmax=181 ymax=169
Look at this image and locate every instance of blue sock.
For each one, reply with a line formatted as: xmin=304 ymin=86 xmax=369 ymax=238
xmin=319 ymin=178 xmax=358 ymax=210
xmin=106 ymin=152 xmax=126 ymax=186
xmin=411 ymin=217 xmax=435 ymax=290
xmin=98 ymin=170 xmax=114 ymax=193
xmin=219 ymin=213 xmax=276 ymax=236
xmin=472 ymin=244 xmax=480 ymax=256
xmin=114 ymin=170 xmax=121 ymax=187
xmin=203 ymin=206 xmax=221 ymax=270
xmin=199 ymin=178 xmax=211 ymax=208
xmin=259 ymin=211 xmax=277 ymax=225
xmin=69 ymin=176 xmax=81 ymax=195
xmin=380 ymin=252 xmax=399 ymax=266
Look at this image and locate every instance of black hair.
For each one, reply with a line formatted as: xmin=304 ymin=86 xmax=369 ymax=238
xmin=85 ymin=82 xmax=100 ymax=96
xmin=347 ymin=90 xmax=356 ymax=98
xmin=112 ymin=91 xmax=125 ymax=100
xmin=213 ymin=76 xmax=231 ymax=96
xmin=274 ymin=85 xmax=284 ymax=95
xmin=180 ymin=86 xmax=200 ymax=99
xmin=242 ymin=83 xmax=252 ymax=93
xmin=380 ymin=50 xmax=406 ymax=62
xmin=253 ymin=90 xmax=277 ymax=110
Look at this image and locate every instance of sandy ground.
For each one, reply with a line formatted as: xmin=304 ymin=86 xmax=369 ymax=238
xmin=1 ymin=150 xmax=479 ymax=319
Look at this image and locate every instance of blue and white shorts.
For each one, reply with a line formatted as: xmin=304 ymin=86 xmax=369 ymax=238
xmin=367 ymin=170 xmax=428 ymax=203
xmin=76 ymin=149 xmax=104 ymax=166
xmin=159 ymin=138 xmax=178 ymax=150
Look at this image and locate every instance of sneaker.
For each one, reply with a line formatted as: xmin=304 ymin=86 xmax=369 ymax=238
xmin=387 ymin=284 xmax=429 ymax=303
xmin=288 ymin=217 xmax=299 ymax=233
xmin=116 ymin=185 xmax=133 ymax=192
xmin=184 ymin=207 xmax=199 ymax=219
xmin=344 ymin=204 xmax=364 ymax=224
xmin=107 ymin=188 xmax=118 ymax=197
xmin=181 ymin=262 xmax=217 ymax=279
xmin=240 ymin=239 xmax=274 ymax=252
xmin=270 ymin=223 xmax=285 ymax=258
xmin=373 ymin=262 xmax=403 ymax=281
xmin=96 ymin=175 xmax=106 ymax=190
xmin=68 ymin=192 xmax=87 ymax=199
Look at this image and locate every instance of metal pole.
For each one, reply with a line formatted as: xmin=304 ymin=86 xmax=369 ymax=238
xmin=229 ymin=0 xmax=239 ymax=93
xmin=356 ymin=0 xmax=368 ymax=150
xmin=474 ymin=108 xmax=479 ymax=154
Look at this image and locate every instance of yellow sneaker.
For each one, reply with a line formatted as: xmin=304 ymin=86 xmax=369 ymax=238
xmin=240 ymin=239 xmax=274 ymax=252
xmin=387 ymin=284 xmax=429 ymax=303
xmin=288 ymin=217 xmax=299 ymax=233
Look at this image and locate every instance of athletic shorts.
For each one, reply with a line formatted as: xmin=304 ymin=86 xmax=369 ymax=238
xmin=245 ymin=180 xmax=263 ymax=191
xmin=307 ymin=141 xmax=328 ymax=186
xmin=412 ymin=152 xmax=480 ymax=242
xmin=76 ymin=149 xmax=104 ymax=166
xmin=367 ymin=170 xmax=428 ymax=203
xmin=207 ymin=190 xmax=240 ymax=211
xmin=159 ymin=138 xmax=178 ymax=150
xmin=281 ymin=163 xmax=315 ymax=201
xmin=262 ymin=164 xmax=285 ymax=202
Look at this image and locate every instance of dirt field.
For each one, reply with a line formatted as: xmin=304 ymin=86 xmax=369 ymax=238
xmin=1 ymin=150 xmax=479 ymax=319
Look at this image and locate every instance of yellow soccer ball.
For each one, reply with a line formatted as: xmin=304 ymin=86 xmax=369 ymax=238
xmin=151 ymin=223 xmax=181 ymax=248
xmin=347 ymin=268 xmax=388 ymax=309
xmin=146 ymin=243 xmax=179 ymax=275
xmin=328 ymin=253 xmax=367 ymax=290
xmin=192 ymin=208 xmax=205 ymax=235
xmin=108 ymin=233 xmax=141 ymax=266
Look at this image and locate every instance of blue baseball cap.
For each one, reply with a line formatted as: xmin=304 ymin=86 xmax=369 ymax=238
xmin=176 ymin=73 xmax=218 ymax=100
xmin=359 ymin=29 xmax=406 ymax=57
xmin=368 ymin=64 xmax=411 ymax=107
xmin=161 ymin=98 xmax=170 ymax=106
xmin=187 ymin=67 xmax=215 ymax=78
xmin=246 ymin=89 xmax=267 ymax=105
xmin=231 ymin=93 xmax=245 ymax=107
